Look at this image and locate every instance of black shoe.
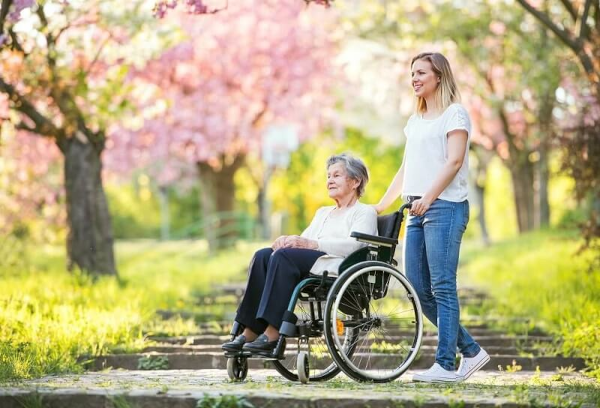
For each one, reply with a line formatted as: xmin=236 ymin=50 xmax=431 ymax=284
xmin=222 ymin=335 xmax=248 ymax=352
xmin=242 ymin=334 xmax=280 ymax=354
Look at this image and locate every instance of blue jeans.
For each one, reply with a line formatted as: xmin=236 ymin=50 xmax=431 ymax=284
xmin=403 ymin=199 xmax=480 ymax=370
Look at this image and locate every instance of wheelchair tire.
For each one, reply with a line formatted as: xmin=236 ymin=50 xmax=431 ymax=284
xmin=324 ymin=261 xmax=423 ymax=383
xmin=226 ymin=356 xmax=248 ymax=382
xmin=297 ymin=351 xmax=310 ymax=384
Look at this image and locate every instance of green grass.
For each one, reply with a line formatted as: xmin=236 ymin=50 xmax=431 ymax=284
xmin=0 ymin=238 xmax=263 ymax=381
xmin=459 ymin=228 xmax=600 ymax=379
xmin=1 ymin=228 xmax=599 ymax=382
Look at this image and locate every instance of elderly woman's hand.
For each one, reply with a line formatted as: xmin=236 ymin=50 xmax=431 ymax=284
xmin=282 ymin=235 xmax=318 ymax=250
xmin=272 ymin=235 xmax=288 ymax=251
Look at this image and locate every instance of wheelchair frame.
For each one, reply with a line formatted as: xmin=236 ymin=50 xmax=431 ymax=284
xmin=225 ymin=203 xmax=423 ymax=383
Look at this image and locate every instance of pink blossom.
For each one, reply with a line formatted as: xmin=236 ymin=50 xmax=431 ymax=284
xmin=109 ymin=0 xmax=338 ymax=183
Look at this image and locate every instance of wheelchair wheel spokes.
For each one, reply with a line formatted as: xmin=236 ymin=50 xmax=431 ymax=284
xmin=324 ymin=263 xmax=423 ymax=383
xmin=272 ymin=300 xmax=346 ymax=382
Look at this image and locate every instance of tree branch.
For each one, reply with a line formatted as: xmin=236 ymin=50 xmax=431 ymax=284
xmin=516 ymin=0 xmax=597 ymax=85
xmin=14 ymin=120 xmax=55 ymax=138
xmin=7 ymin=27 xmax=23 ymax=52
xmin=559 ymin=0 xmax=578 ymax=21
xmin=35 ymin=4 xmax=90 ymax=143
xmin=515 ymin=0 xmax=580 ymax=51
xmin=0 ymin=76 xmax=64 ymax=139
xmin=578 ymin=0 xmax=592 ymax=41
xmin=83 ymin=33 xmax=112 ymax=77
xmin=0 ymin=0 xmax=12 ymax=34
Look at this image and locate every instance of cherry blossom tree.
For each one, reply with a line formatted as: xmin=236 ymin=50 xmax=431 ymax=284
xmin=111 ymin=0 xmax=338 ymax=249
xmin=152 ymin=0 xmax=332 ymax=18
xmin=0 ymin=0 xmax=171 ymax=275
xmin=0 ymin=92 xmax=63 ymax=254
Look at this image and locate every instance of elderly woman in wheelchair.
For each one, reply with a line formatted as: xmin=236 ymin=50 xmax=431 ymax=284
xmin=223 ymin=153 xmax=423 ymax=383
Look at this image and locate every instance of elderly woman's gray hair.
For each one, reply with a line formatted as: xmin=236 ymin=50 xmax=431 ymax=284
xmin=326 ymin=153 xmax=370 ymax=198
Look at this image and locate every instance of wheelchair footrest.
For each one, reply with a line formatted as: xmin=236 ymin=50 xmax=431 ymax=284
xmin=280 ymin=310 xmax=299 ymax=337
xmin=223 ymin=351 xmax=252 ymax=358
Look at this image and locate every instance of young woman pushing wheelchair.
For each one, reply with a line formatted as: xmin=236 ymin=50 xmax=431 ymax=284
xmin=374 ymin=52 xmax=490 ymax=383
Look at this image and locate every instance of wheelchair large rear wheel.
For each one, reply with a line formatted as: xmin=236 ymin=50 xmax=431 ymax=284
xmin=324 ymin=261 xmax=423 ymax=382
xmin=272 ymin=297 xmax=359 ymax=382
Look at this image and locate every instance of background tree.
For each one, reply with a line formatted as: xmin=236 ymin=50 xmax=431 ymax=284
xmin=516 ymin=0 xmax=600 ymax=258
xmin=114 ymin=0 xmax=337 ymax=249
xmin=430 ymin=1 xmax=564 ymax=232
xmin=335 ymin=0 xmax=565 ymax=234
xmin=0 ymin=0 xmax=171 ymax=275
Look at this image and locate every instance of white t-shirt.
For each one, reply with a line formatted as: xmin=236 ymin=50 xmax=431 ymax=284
xmin=300 ymin=202 xmax=378 ymax=275
xmin=402 ymin=103 xmax=471 ymax=202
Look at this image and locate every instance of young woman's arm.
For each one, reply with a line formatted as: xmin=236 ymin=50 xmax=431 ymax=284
xmin=374 ymin=161 xmax=405 ymax=214
xmin=410 ymin=129 xmax=468 ymax=216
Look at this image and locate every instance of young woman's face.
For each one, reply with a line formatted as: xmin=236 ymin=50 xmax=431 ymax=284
xmin=411 ymin=59 xmax=439 ymax=99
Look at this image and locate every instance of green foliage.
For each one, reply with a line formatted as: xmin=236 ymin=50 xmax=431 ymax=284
xmin=196 ymin=394 xmax=255 ymax=408
xmin=460 ymin=229 xmax=600 ymax=378
xmin=106 ymin=181 xmax=203 ymax=240
xmin=0 ymin=240 xmax=260 ymax=381
xmin=137 ymin=355 xmax=169 ymax=370
xmin=14 ymin=393 xmax=44 ymax=408
xmin=109 ymin=395 xmax=133 ymax=408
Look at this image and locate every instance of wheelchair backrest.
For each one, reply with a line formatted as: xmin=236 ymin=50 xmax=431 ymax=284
xmin=377 ymin=212 xmax=402 ymax=240
xmin=337 ymin=210 xmax=404 ymax=273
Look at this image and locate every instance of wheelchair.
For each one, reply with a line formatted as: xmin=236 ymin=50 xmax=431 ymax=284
xmin=225 ymin=203 xmax=423 ymax=383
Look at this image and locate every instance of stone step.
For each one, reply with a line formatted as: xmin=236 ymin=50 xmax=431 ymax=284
xmin=195 ymin=296 xmax=488 ymax=308
xmin=191 ymin=327 xmax=535 ymax=337
xmin=149 ymin=334 xmax=555 ymax=349
xmin=89 ymin=352 xmax=585 ymax=372
xmin=191 ymin=319 xmax=540 ymax=335
xmin=210 ymin=284 xmax=491 ymax=298
xmin=200 ymin=285 xmax=491 ymax=307
xmin=142 ymin=343 xmax=550 ymax=356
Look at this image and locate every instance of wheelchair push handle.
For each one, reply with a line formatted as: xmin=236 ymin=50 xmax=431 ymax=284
xmin=399 ymin=202 xmax=412 ymax=214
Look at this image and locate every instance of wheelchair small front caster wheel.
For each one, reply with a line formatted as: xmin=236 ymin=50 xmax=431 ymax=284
xmin=297 ymin=351 xmax=310 ymax=384
xmin=227 ymin=356 xmax=248 ymax=381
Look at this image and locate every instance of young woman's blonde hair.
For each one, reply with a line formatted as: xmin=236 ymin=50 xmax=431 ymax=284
xmin=411 ymin=52 xmax=461 ymax=114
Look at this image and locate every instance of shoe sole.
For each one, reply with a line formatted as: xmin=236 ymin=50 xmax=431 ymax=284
xmin=222 ymin=346 xmax=244 ymax=353
xmin=460 ymin=354 xmax=491 ymax=381
xmin=412 ymin=376 xmax=459 ymax=383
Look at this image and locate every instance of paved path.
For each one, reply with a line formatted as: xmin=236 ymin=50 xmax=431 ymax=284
xmin=1 ymin=369 xmax=598 ymax=407
xmin=2 ymin=286 xmax=597 ymax=407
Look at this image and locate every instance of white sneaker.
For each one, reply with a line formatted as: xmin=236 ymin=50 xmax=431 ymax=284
xmin=457 ymin=348 xmax=490 ymax=381
xmin=412 ymin=363 xmax=460 ymax=383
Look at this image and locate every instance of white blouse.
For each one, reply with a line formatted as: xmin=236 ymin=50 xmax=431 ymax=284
xmin=301 ymin=202 xmax=378 ymax=276
xmin=402 ymin=103 xmax=471 ymax=202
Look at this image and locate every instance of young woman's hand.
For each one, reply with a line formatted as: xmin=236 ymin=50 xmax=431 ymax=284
xmin=410 ymin=197 xmax=433 ymax=216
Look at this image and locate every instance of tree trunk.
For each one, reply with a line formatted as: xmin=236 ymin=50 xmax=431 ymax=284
xmin=510 ymin=158 xmax=536 ymax=233
xmin=61 ymin=136 xmax=117 ymax=276
xmin=197 ymin=155 xmax=244 ymax=251
xmin=257 ymin=166 xmax=273 ymax=240
xmin=474 ymin=182 xmax=490 ymax=246
xmin=471 ymin=147 xmax=491 ymax=245
xmin=536 ymin=139 xmax=550 ymax=228
xmin=158 ymin=185 xmax=170 ymax=240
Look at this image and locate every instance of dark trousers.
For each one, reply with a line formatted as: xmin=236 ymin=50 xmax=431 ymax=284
xmin=235 ymin=247 xmax=325 ymax=334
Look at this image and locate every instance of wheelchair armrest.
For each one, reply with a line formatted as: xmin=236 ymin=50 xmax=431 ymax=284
xmin=351 ymin=231 xmax=397 ymax=248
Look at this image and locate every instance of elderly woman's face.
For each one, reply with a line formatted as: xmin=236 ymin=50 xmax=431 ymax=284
xmin=327 ymin=162 xmax=358 ymax=200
